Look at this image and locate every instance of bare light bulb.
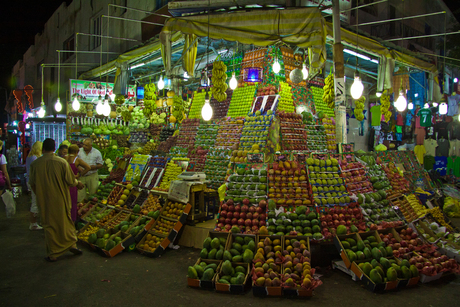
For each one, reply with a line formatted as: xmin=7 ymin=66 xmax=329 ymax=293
xmin=395 ymin=91 xmax=407 ymax=112
xmin=376 ymin=92 xmax=382 ymax=97
xmin=96 ymin=96 xmax=104 ymax=115
xmin=38 ymin=105 xmax=45 ymax=118
xmin=302 ymin=64 xmax=309 ymax=80
xmin=439 ymin=103 xmax=448 ymax=115
xmin=229 ymin=73 xmax=238 ymax=90
xmin=102 ymin=100 xmax=111 ymax=116
xmin=72 ymin=97 xmax=80 ymax=111
xmin=408 ymin=102 xmax=414 ymax=110
xmin=201 ymin=92 xmax=213 ymax=121
xmin=432 ymin=102 xmax=438 ymax=107
xmin=350 ymin=73 xmax=364 ymax=99
xmin=272 ymin=58 xmax=280 ymax=74
xmin=54 ymin=98 xmax=62 ymax=112
xmin=158 ymin=76 xmax=165 ymax=90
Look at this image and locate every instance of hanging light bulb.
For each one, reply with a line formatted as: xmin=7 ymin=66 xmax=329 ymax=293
xmin=350 ymin=71 xmax=364 ymax=99
xmin=272 ymin=58 xmax=280 ymax=74
xmin=96 ymin=95 xmax=104 ymax=115
xmin=439 ymin=103 xmax=448 ymax=115
xmin=458 ymin=113 xmax=460 ymax=121
xmin=201 ymin=91 xmax=213 ymax=121
xmin=408 ymin=102 xmax=414 ymax=110
xmin=183 ymin=71 xmax=189 ymax=80
xmin=158 ymin=76 xmax=165 ymax=90
xmin=229 ymin=72 xmax=238 ymax=90
xmin=424 ymin=103 xmax=430 ymax=109
xmin=454 ymin=77 xmax=458 ymax=83
xmin=54 ymin=97 xmax=62 ymax=112
xmin=38 ymin=103 xmax=45 ymax=118
xmin=72 ymin=96 xmax=80 ymax=111
xmin=432 ymin=102 xmax=438 ymax=107
xmin=102 ymin=99 xmax=111 ymax=116
xmin=302 ymin=63 xmax=309 ymax=80
xmin=395 ymin=90 xmax=407 ymax=112
xmin=376 ymin=92 xmax=382 ymax=98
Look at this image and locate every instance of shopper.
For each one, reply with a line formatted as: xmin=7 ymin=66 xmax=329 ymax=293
xmin=0 ymin=140 xmax=12 ymax=195
xmin=29 ymin=138 xmax=84 ymax=262
xmin=77 ymin=138 xmax=103 ymax=202
xmin=57 ymin=144 xmax=68 ymax=158
xmin=26 ymin=141 xmax=43 ymax=230
xmin=63 ymin=144 xmax=91 ymax=221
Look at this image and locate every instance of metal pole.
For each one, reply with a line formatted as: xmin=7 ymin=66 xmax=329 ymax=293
xmin=356 ymin=11 xmax=445 ymax=27
xmin=384 ymin=31 xmax=460 ymax=42
xmin=341 ymin=0 xmax=387 ymax=12
xmin=102 ymin=15 xmax=164 ymax=26
xmin=76 ymin=32 xmax=140 ymax=42
xmin=332 ymin=0 xmax=346 ymax=144
xmin=56 ymin=50 xmax=120 ymax=54
xmin=108 ymin=4 xmax=171 ymax=18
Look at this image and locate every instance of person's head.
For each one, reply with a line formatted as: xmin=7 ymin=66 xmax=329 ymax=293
xmin=29 ymin=141 xmax=43 ymax=158
xmin=82 ymin=138 xmax=93 ymax=153
xmin=68 ymin=144 xmax=79 ymax=155
xmin=43 ymin=138 xmax=56 ymax=153
xmin=58 ymin=144 xmax=68 ymax=157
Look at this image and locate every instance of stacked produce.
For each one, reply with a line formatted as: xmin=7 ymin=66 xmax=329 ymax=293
xmin=210 ymin=89 xmax=233 ymax=118
xmin=188 ymin=261 xmax=220 ymax=283
xmin=169 ymin=146 xmax=188 ymax=158
xmin=155 ymin=159 xmax=184 ymax=191
xmin=339 ymin=159 xmax=373 ymax=194
xmin=210 ymin=60 xmax=228 ymax=102
xmin=291 ymin=84 xmax=314 ymax=112
xmin=138 ymin=233 xmax=162 ymax=252
xmin=151 ymin=217 xmax=176 ymax=235
xmin=360 ymin=199 xmax=403 ymax=227
xmin=239 ymin=112 xmax=273 ymax=151
xmin=105 ymin=211 xmax=130 ymax=230
xmin=311 ymin=86 xmax=334 ymax=118
xmin=256 ymin=84 xmax=278 ymax=96
xmin=226 ymin=84 xmax=257 ymax=117
xmin=252 ymin=236 xmax=282 ymax=286
xmin=140 ymin=193 xmax=162 ymax=216
xmin=305 ymin=122 xmax=327 ymax=152
xmin=379 ymin=227 xmax=424 ymax=258
xmin=199 ymin=236 xmax=227 ymax=260
xmin=82 ymin=205 xmax=105 ymax=222
xmin=322 ymin=73 xmax=335 ymax=109
xmin=215 ymin=198 xmax=267 ymax=234
xmin=318 ymin=204 xmax=365 ymax=238
xmin=203 ymin=148 xmax=231 ymax=189
xmin=215 ymin=117 xmax=244 ymax=149
xmin=94 ymin=209 xmax=118 ymax=227
xmin=277 ymin=82 xmax=295 ymax=112
xmin=322 ymin=116 xmax=336 ymax=152
xmin=77 ymin=202 xmax=94 ymax=218
xmin=171 ymin=94 xmax=186 ymax=123
xmin=216 ymin=261 xmax=248 ymax=285
xmin=219 ymin=235 xmax=255 ymax=263
xmin=306 ymin=156 xmax=349 ymax=206
xmin=380 ymin=90 xmax=391 ymax=122
xmin=354 ymin=96 xmax=365 ymax=122
xmin=278 ymin=111 xmax=307 ymax=151
xmin=403 ymin=194 xmax=429 ymax=218
xmin=267 ymin=159 xmax=311 ymax=206
xmin=157 ymin=135 xmax=177 ymax=153
xmin=159 ymin=127 xmax=175 ymax=142
xmin=266 ymin=203 xmax=319 ymax=237
xmin=381 ymin=162 xmax=410 ymax=195
xmin=194 ymin=122 xmax=218 ymax=149
xmin=187 ymin=146 xmax=208 ymax=172
xmin=226 ymin=164 xmax=268 ymax=206
xmin=176 ymin=118 xmax=201 ymax=147
xmin=77 ymin=224 xmax=100 ymax=243
xmin=149 ymin=124 xmax=163 ymax=139
xmin=188 ymin=91 xmax=206 ymax=119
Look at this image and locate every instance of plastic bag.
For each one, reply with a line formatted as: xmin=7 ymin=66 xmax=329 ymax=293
xmin=375 ymin=144 xmax=387 ymax=151
xmin=2 ymin=190 xmax=16 ymax=218
xmin=218 ymin=184 xmax=227 ymax=202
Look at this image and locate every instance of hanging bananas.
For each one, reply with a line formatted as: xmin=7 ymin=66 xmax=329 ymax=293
xmin=380 ymin=90 xmax=392 ymax=122
xmin=143 ymin=83 xmax=157 ymax=118
xmin=322 ymin=73 xmax=335 ymax=109
xmin=354 ymin=96 xmax=365 ymax=121
xmin=211 ymin=60 xmax=228 ymax=102
xmin=172 ymin=95 xmax=186 ymax=123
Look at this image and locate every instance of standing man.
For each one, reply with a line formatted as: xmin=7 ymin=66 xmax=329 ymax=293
xmin=29 ymin=138 xmax=85 ymax=262
xmin=77 ymin=138 xmax=103 ymax=202
xmin=57 ymin=144 xmax=68 ymax=158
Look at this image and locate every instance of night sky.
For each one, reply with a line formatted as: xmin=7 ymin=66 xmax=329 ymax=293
xmin=0 ymin=0 xmax=459 ymax=111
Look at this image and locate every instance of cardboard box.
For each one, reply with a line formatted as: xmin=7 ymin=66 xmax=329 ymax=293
xmin=350 ymin=260 xmax=399 ymax=292
xmin=94 ymin=231 xmax=135 ymax=258
xmin=187 ymin=258 xmax=222 ymax=290
xmin=76 ymin=223 xmax=98 ymax=250
xmin=333 ymin=233 xmax=362 ymax=269
xmin=215 ymin=262 xmax=251 ymax=293
xmin=251 ymin=263 xmax=283 ymax=297
xmin=136 ymin=230 xmax=169 ymax=258
xmin=200 ymin=231 xmax=229 ymax=260
xmin=394 ymin=258 xmax=420 ymax=288
xmin=226 ymin=233 xmax=257 ymax=260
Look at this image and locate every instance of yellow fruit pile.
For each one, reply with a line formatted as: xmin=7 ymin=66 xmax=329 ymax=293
xmin=428 ymin=207 xmax=453 ymax=231
xmin=137 ymin=141 xmax=157 ymax=155
xmin=354 ymin=96 xmax=365 ymax=121
xmin=141 ymin=194 xmax=162 ymax=215
xmin=405 ymin=194 xmax=429 ymax=218
xmin=211 ymin=61 xmax=228 ymax=102
xmin=152 ymin=217 xmax=176 ymax=235
xmin=138 ymin=233 xmax=162 ymax=252
xmin=157 ymin=161 xmax=183 ymax=190
xmin=230 ymin=149 xmax=249 ymax=163
xmin=163 ymin=201 xmax=186 ymax=220
xmin=322 ymin=73 xmax=335 ymax=109
xmin=380 ymin=90 xmax=391 ymax=122
xmin=77 ymin=225 xmax=100 ymax=242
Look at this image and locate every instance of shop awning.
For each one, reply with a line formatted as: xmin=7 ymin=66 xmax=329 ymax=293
xmin=160 ymin=7 xmax=328 ymax=71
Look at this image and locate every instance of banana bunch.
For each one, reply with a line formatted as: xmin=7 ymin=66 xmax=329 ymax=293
xmin=380 ymin=90 xmax=392 ymax=122
xmin=405 ymin=194 xmax=428 ymax=218
xmin=211 ymin=60 xmax=228 ymax=102
xmin=172 ymin=95 xmax=186 ymax=123
xmin=77 ymin=225 xmax=99 ymax=241
xmin=354 ymin=96 xmax=365 ymax=121
xmin=143 ymin=83 xmax=157 ymax=118
xmin=322 ymin=73 xmax=335 ymax=109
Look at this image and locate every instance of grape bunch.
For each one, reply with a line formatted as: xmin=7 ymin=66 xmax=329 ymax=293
xmin=354 ymin=96 xmax=365 ymax=121
xmin=380 ymin=90 xmax=392 ymax=122
xmin=143 ymin=83 xmax=157 ymax=118
xmin=210 ymin=60 xmax=228 ymax=102
xmin=322 ymin=73 xmax=335 ymax=109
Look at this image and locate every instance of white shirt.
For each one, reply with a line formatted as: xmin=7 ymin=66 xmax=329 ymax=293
xmin=0 ymin=154 xmax=7 ymax=165
xmin=78 ymin=147 xmax=103 ymax=176
xmin=447 ymin=95 xmax=460 ymax=116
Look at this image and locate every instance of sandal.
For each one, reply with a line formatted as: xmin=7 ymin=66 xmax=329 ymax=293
xmin=45 ymin=256 xmax=57 ymax=262
xmin=69 ymin=248 xmax=83 ymax=255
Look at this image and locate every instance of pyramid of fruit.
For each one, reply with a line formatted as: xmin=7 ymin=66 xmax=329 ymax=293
xmin=339 ymin=159 xmax=374 ymax=194
xmin=215 ymin=117 xmax=244 ymax=149
xmin=155 ymin=159 xmax=185 ymax=191
xmin=188 ymin=91 xmax=206 ymax=119
xmin=311 ymin=86 xmax=334 ymax=117
xmin=225 ymin=166 xmax=268 ymax=206
xmin=203 ymin=148 xmax=232 ymax=189
xmin=239 ymin=111 xmax=273 ymax=151
xmin=278 ymin=111 xmax=308 ymax=151
xmin=277 ymin=82 xmax=295 ymax=112
xmin=169 ymin=146 xmax=189 ymax=158
xmin=306 ymin=156 xmax=350 ymax=206
xmin=187 ymin=146 xmax=208 ymax=172
xmin=176 ymin=118 xmax=200 ymax=148
xmin=210 ymin=89 xmax=233 ymax=118
xmin=194 ymin=122 xmax=219 ymax=149
xmin=305 ymin=122 xmax=327 ymax=153
xmin=226 ymin=84 xmax=257 ymax=117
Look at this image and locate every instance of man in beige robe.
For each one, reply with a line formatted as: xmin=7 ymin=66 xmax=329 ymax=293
xmin=29 ymin=138 xmax=84 ymax=262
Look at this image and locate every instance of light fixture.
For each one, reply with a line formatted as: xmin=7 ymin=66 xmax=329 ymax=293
xmin=72 ymin=96 xmax=80 ymax=111
xmin=454 ymin=77 xmax=458 ymax=83
xmin=414 ymin=93 xmax=419 ymax=98
xmin=302 ymin=63 xmax=309 ymax=80
xmin=350 ymin=71 xmax=364 ymax=99
xmin=201 ymin=91 xmax=213 ymax=121
xmin=158 ymin=75 xmax=165 ymax=90
xmin=458 ymin=113 xmax=460 ymax=121
xmin=96 ymin=95 xmax=104 ymax=115
xmin=424 ymin=103 xmax=430 ymax=109
xmin=439 ymin=103 xmax=448 ymax=115
xmin=395 ymin=90 xmax=407 ymax=112
xmin=432 ymin=102 xmax=439 ymax=107
xmin=229 ymin=72 xmax=238 ymax=90
xmin=102 ymin=97 xmax=111 ymax=116
xmin=408 ymin=102 xmax=414 ymax=110
xmin=38 ymin=103 xmax=45 ymax=118
xmin=26 ymin=123 xmax=30 ymax=129
xmin=272 ymin=58 xmax=281 ymax=74
xmin=183 ymin=72 xmax=189 ymax=80
xmin=376 ymin=92 xmax=382 ymax=97
xmin=54 ymin=98 xmax=62 ymax=112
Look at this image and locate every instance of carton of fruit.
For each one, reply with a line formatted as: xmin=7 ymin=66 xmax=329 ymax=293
xmin=225 ymin=233 xmax=257 ymax=264
xmin=81 ymin=205 xmax=106 ymax=223
xmin=215 ymin=261 xmax=250 ymax=293
xmin=136 ymin=230 xmax=169 ymax=258
xmin=394 ymin=258 xmax=420 ymax=288
xmin=95 ymin=231 xmax=135 ymax=258
xmin=76 ymin=223 xmax=99 ymax=250
xmin=126 ymin=215 xmax=154 ymax=242
xmin=199 ymin=232 xmax=229 ymax=258
xmin=187 ymin=258 xmax=222 ymax=289
xmin=350 ymin=259 xmax=399 ymax=292
xmin=333 ymin=233 xmax=362 ymax=268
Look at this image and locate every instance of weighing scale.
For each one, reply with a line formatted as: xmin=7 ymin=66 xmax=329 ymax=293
xmin=177 ymin=171 xmax=206 ymax=181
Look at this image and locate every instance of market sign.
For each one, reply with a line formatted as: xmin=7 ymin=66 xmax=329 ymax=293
xmin=69 ymin=79 xmax=136 ymax=103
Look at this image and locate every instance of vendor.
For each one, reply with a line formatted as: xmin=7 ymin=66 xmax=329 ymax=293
xmin=77 ymin=138 xmax=103 ymax=202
